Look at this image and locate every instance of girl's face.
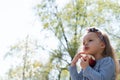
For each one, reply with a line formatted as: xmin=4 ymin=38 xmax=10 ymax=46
xmin=82 ymin=32 xmax=105 ymax=55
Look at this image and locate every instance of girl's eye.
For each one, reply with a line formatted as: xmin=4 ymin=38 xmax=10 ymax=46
xmin=89 ymin=40 xmax=93 ymax=42
xmin=83 ymin=42 xmax=85 ymax=45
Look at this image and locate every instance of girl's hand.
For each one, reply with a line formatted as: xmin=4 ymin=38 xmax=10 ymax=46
xmin=71 ymin=52 xmax=84 ymax=66
xmin=80 ymin=55 xmax=89 ymax=70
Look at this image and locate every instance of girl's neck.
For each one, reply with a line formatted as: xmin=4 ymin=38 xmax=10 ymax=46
xmin=94 ymin=55 xmax=103 ymax=60
xmin=93 ymin=52 xmax=104 ymax=60
xmin=92 ymin=49 xmax=105 ymax=60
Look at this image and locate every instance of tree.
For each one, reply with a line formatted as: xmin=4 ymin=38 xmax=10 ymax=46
xmin=4 ymin=36 xmax=52 ymax=80
xmin=36 ymin=0 xmax=120 ymax=79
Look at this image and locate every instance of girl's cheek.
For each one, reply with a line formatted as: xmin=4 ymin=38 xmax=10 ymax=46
xmin=89 ymin=42 xmax=92 ymax=45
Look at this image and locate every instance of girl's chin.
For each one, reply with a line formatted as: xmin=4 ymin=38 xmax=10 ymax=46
xmin=83 ymin=51 xmax=89 ymax=54
xmin=82 ymin=50 xmax=92 ymax=55
xmin=84 ymin=52 xmax=93 ymax=55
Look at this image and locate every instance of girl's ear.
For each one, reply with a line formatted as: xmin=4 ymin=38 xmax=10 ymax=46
xmin=101 ymin=42 xmax=105 ymax=48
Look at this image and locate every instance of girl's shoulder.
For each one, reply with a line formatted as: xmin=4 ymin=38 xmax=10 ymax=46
xmin=101 ymin=56 xmax=113 ymax=60
xmin=97 ymin=57 xmax=114 ymax=65
xmin=94 ymin=57 xmax=115 ymax=70
xmin=97 ymin=56 xmax=113 ymax=61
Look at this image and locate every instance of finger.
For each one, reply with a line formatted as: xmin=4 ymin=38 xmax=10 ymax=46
xmin=80 ymin=58 xmax=83 ymax=65
xmin=82 ymin=56 xmax=89 ymax=62
xmin=86 ymin=55 xmax=90 ymax=61
xmin=81 ymin=57 xmax=86 ymax=62
xmin=78 ymin=51 xmax=85 ymax=55
xmin=72 ymin=56 xmax=80 ymax=63
xmin=75 ymin=53 xmax=82 ymax=58
xmin=81 ymin=55 xmax=87 ymax=61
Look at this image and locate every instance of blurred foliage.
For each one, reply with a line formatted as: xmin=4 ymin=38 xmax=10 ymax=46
xmin=4 ymin=36 xmax=52 ymax=80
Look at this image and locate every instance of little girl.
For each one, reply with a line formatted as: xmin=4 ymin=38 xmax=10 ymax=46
xmin=69 ymin=27 xmax=119 ymax=80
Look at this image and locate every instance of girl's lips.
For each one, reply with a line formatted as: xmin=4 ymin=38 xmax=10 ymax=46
xmin=83 ymin=47 xmax=89 ymax=51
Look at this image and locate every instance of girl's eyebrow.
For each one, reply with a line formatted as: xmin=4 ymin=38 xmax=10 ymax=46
xmin=83 ymin=37 xmax=93 ymax=41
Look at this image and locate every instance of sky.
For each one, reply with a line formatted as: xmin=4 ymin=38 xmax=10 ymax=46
xmin=0 ymin=0 xmax=43 ymax=76
xmin=0 ymin=0 xmax=69 ymax=77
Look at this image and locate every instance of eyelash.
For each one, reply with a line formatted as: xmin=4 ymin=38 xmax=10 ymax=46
xmin=83 ymin=40 xmax=93 ymax=45
xmin=89 ymin=40 xmax=93 ymax=42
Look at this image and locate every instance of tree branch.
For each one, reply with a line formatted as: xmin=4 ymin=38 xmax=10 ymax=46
xmin=54 ymin=6 xmax=70 ymax=52
xmin=105 ymin=29 xmax=120 ymax=39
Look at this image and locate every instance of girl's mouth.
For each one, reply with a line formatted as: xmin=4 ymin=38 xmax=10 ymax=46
xmin=83 ymin=47 xmax=89 ymax=51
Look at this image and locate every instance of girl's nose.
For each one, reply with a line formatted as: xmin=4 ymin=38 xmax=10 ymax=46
xmin=84 ymin=42 xmax=88 ymax=46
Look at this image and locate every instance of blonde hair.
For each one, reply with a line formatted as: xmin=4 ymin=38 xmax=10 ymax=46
xmin=102 ymin=33 xmax=119 ymax=80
